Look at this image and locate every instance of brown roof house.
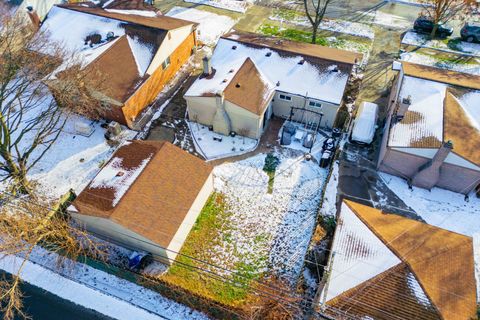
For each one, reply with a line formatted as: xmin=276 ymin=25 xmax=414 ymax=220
xmin=40 ymin=3 xmax=197 ymax=129
xmin=69 ymin=141 xmax=214 ymax=264
xmin=320 ymin=200 xmax=477 ymax=320
xmin=184 ymin=31 xmax=362 ymax=139
xmin=377 ymin=62 xmax=480 ymax=194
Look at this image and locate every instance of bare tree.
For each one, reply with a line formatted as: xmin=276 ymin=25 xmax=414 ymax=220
xmin=0 ymin=191 xmax=106 ymax=320
xmin=300 ymin=0 xmax=335 ymax=44
xmin=0 ymin=6 xmax=108 ymax=194
xmin=420 ymin=0 xmax=477 ymax=38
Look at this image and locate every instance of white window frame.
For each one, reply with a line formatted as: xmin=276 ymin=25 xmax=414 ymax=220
xmin=308 ymin=101 xmax=322 ymax=108
xmin=162 ymin=56 xmax=171 ymax=70
xmin=279 ymin=94 xmax=292 ymax=101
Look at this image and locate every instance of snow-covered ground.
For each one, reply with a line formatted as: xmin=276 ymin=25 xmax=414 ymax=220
xmin=269 ymin=14 xmax=374 ymax=39
xmin=379 ymin=173 xmax=480 ymax=298
xmin=363 ymin=11 xmax=412 ymax=29
xmin=279 ymin=122 xmax=328 ymax=162
xmin=166 ymin=7 xmax=236 ymax=45
xmin=28 ymin=116 xmax=136 ymax=199
xmin=184 ymin=0 xmax=253 ymax=13
xmin=320 ymin=160 xmax=339 ymax=217
xmin=0 ymin=247 xmax=208 ymax=320
xmin=400 ymin=51 xmax=480 ymax=76
xmin=188 ymin=121 xmax=258 ymax=160
xmin=402 ymin=31 xmax=480 ymax=56
xmin=212 ymin=152 xmax=328 ymax=280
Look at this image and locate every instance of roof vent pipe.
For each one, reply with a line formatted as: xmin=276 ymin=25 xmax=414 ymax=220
xmin=202 ymin=55 xmax=212 ymax=76
xmin=397 ymin=95 xmax=412 ymax=119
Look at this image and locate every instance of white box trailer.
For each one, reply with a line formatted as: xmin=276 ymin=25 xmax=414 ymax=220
xmin=351 ymin=101 xmax=378 ymax=144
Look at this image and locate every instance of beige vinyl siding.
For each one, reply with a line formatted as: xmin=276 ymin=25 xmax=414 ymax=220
xmin=271 ymin=91 xmax=339 ymax=129
xmin=70 ymin=213 xmax=171 ymax=264
xmin=185 ymin=96 xmax=217 ymax=125
xmin=166 ymin=172 xmax=214 ymax=262
xmin=224 ymin=100 xmax=264 ymax=139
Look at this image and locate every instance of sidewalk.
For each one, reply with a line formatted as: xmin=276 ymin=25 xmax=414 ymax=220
xmin=0 ymin=248 xmax=208 ymax=320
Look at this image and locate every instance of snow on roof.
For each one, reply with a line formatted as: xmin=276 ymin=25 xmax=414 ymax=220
xmin=126 ymin=35 xmax=156 ymax=76
xmin=322 ymin=202 xmax=401 ymax=302
xmin=388 ymin=75 xmax=446 ymax=147
xmin=185 ymin=37 xmax=352 ymax=105
xmin=105 ymin=9 xmax=158 ymax=17
xmin=165 ymin=6 xmax=235 ymax=45
xmin=89 ymin=144 xmax=153 ymax=207
xmin=41 ymin=6 xmax=127 ymax=65
xmin=458 ymin=91 xmax=480 ymax=132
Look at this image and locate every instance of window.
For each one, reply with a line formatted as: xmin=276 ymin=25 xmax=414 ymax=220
xmin=309 ymin=101 xmax=322 ymax=108
xmin=279 ymin=94 xmax=292 ymax=101
xmin=162 ymin=56 xmax=171 ymax=70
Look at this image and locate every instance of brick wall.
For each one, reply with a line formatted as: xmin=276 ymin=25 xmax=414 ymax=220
xmin=122 ymin=32 xmax=195 ymax=128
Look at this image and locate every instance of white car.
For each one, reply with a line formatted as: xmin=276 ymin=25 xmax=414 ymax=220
xmin=351 ymin=101 xmax=379 ymax=145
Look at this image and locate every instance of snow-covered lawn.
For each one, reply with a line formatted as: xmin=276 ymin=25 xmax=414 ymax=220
xmin=212 ymin=153 xmax=327 ymax=278
xmin=402 ymin=31 xmax=480 ymax=56
xmin=166 ymin=6 xmax=236 ymax=45
xmin=183 ymin=0 xmax=253 ymax=13
xmin=379 ymin=173 xmax=480 ymax=298
xmin=269 ymin=10 xmax=374 ymax=39
xmin=163 ymin=152 xmax=327 ymax=305
xmin=0 ymin=246 xmax=208 ymax=320
xmin=401 ymin=51 xmax=480 ymax=76
xmin=188 ymin=121 xmax=258 ymax=160
xmin=27 ymin=116 xmax=136 ymax=199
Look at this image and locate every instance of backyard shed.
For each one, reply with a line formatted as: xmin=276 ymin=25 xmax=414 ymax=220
xmin=69 ymin=140 xmax=214 ymax=264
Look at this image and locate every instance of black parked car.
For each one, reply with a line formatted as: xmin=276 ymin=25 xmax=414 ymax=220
xmin=413 ymin=17 xmax=453 ymax=38
xmin=461 ymin=22 xmax=480 ymax=43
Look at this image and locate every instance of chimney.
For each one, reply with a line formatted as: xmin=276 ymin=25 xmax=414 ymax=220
xmin=26 ymin=6 xmax=41 ymax=31
xmin=432 ymin=140 xmax=453 ymax=164
xmin=202 ymin=56 xmax=212 ymax=76
xmin=215 ymin=91 xmax=224 ymax=110
xmin=411 ymin=141 xmax=453 ymax=190
xmin=397 ymin=95 xmax=411 ymax=119
xmin=212 ymin=91 xmax=232 ymax=136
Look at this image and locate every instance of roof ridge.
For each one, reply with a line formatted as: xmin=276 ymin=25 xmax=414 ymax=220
xmin=221 ymin=31 xmax=361 ymax=65
xmin=443 ymin=88 xmax=480 ymax=166
xmin=327 ymin=262 xmax=442 ymax=319
xmin=85 ymin=35 xmax=126 ymax=70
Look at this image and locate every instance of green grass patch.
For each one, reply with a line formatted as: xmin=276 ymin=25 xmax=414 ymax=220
xmin=258 ymin=23 xmax=327 ymax=45
xmin=272 ymin=8 xmax=305 ymax=21
xmin=257 ymin=23 xmax=371 ymax=64
xmin=162 ymin=193 xmax=266 ymax=307
xmin=263 ymin=153 xmax=280 ymax=194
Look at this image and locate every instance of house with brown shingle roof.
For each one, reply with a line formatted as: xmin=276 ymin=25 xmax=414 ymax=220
xmin=40 ymin=3 xmax=198 ymax=130
xmin=320 ymin=200 xmax=477 ymax=320
xmin=184 ymin=31 xmax=362 ymax=139
xmin=69 ymin=140 xmax=214 ymax=264
xmin=377 ymin=62 xmax=480 ymax=194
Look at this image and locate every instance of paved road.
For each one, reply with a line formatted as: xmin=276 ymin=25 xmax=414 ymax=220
xmin=7 ymin=280 xmax=112 ymax=320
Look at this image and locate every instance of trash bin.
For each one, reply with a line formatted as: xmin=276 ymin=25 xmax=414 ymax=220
xmin=320 ymin=150 xmax=332 ymax=168
xmin=281 ymin=131 xmax=292 ymax=145
xmin=303 ymin=133 xmax=314 ymax=148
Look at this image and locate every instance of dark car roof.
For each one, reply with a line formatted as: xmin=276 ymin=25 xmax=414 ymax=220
xmin=465 ymin=22 xmax=480 ymax=28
